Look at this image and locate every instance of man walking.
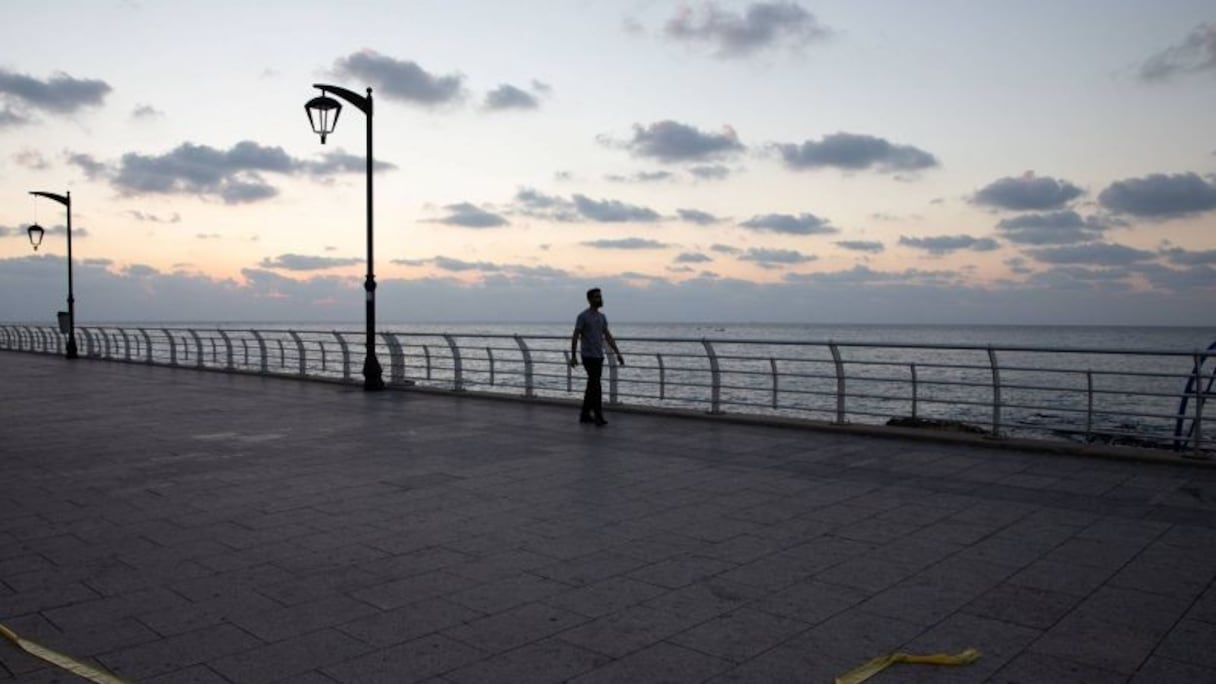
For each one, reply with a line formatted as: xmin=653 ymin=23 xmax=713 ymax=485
xmin=570 ymin=287 xmax=624 ymax=425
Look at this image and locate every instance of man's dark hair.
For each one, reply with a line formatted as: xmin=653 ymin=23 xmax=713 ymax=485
xmin=586 ymin=288 xmax=601 ymax=302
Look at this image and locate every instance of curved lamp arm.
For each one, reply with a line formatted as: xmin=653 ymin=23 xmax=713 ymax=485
xmin=30 ymin=190 xmax=70 ymax=208
xmin=313 ymin=83 xmax=372 ymax=115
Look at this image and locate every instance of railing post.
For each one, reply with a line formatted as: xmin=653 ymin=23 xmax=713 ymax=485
xmin=82 ymin=328 xmax=96 ymax=357
xmin=35 ymin=327 xmax=47 ymax=353
xmin=382 ymin=333 xmax=405 ymax=384
xmin=770 ymin=357 xmax=779 ymax=409
xmin=250 ymin=330 xmax=268 ymax=373
xmin=515 ymin=335 xmax=534 ymax=398
xmin=486 ymin=347 xmax=496 ymax=386
xmin=910 ymin=363 xmax=919 ymax=419
xmin=277 ymin=339 xmax=286 ymax=369
xmin=565 ymin=351 xmax=573 ymax=392
xmin=1194 ymin=353 xmax=1207 ymax=453
xmin=1086 ymin=370 xmax=1094 ymax=441
xmin=318 ymin=341 xmax=327 ymax=373
xmin=657 ymin=353 xmax=666 ymax=401
xmin=98 ymin=328 xmax=111 ymax=358
xmin=161 ymin=328 xmax=177 ymax=366
xmin=333 ymin=331 xmax=352 ymax=382
xmin=241 ymin=339 xmax=249 ymax=367
xmin=218 ymin=330 xmax=235 ymax=370
xmin=210 ymin=338 xmax=218 ymax=364
xmin=702 ymin=339 xmax=721 ymax=414
xmin=120 ymin=329 xmax=131 ymax=361
xmin=987 ymin=347 xmax=1002 ymax=436
xmin=138 ymin=328 xmax=153 ymax=364
xmin=829 ymin=342 xmax=845 ymax=424
xmin=443 ymin=334 xmax=463 ymax=391
xmin=422 ymin=345 xmax=432 ymax=380
xmin=188 ymin=329 xmax=204 ymax=368
xmin=289 ymin=331 xmax=306 ymax=377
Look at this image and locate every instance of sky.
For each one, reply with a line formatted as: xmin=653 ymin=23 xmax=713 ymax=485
xmin=0 ymin=0 xmax=1214 ymax=326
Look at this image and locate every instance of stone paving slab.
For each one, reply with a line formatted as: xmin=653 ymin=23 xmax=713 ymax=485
xmin=3 ymin=352 xmax=1216 ymax=683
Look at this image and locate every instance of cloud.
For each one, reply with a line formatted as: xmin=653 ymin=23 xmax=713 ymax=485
xmin=127 ymin=210 xmax=181 ymax=224
xmin=677 ymin=209 xmax=724 ymax=225
xmin=333 ymin=50 xmax=464 ymax=106
xmin=606 ymin=170 xmax=675 ymax=183
xmin=1024 ymin=242 xmax=1156 ymax=266
xmin=572 ymin=194 xmax=662 ymax=222
xmin=1137 ymin=263 xmax=1216 ymax=292
xmin=776 ymin=132 xmax=938 ymax=174
xmin=66 ymin=152 xmax=108 ymax=180
xmin=675 ymin=252 xmax=713 ymax=264
xmin=972 ymin=173 xmax=1084 ymax=211
xmin=102 ymin=141 xmax=387 ymax=204
xmin=0 ymin=69 xmax=111 ymax=124
xmin=124 ymin=264 xmax=160 ymax=277
xmin=995 ymin=211 xmax=1107 ymax=245
xmin=689 ymin=164 xmax=732 ymax=180
xmin=132 ymin=104 xmax=162 ymax=119
xmin=738 ymin=247 xmax=816 ymax=267
xmin=112 ymin=141 xmax=292 ymax=202
xmin=13 ymin=149 xmax=49 ymax=170
xmin=739 ymin=212 xmax=837 ymax=235
xmin=1162 ymin=247 xmax=1216 ymax=266
xmin=899 ymin=235 xmax=1000 ymax=255
xmin=259 ymin=254 xmax=363 ymax=271
xmin=1139 ymin=22 xmax=1216 ymax=82
xmin=711 ymin=243 xmax=742 ymax=255
xmin=1097 ymin=172 xmax=1216 ymax=218
xmin=305 ymin=149 xmax=398 ymax=174
xmin=483 ymin=84 xmax=539 ymax=110
xmin=393 ymin=256 xmax=571 ymax=280
xmin=427 ymin=202 xmax=509 ymax=228
xmin=834 ymin=240 xmax=884 ymax=253
xmin=663 ymin=1 xmax=831 ymax=58
xmin=620 ymin=120 xmax=745 ymax=163
xmin=581 ymin=238 xmax=669 ymax=249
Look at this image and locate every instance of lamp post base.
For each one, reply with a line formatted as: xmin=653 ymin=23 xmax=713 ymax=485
xmin=363 ymin=354 xmax=385 ymax=391
xmin=65 ymin=338 xmax=78 ymax=360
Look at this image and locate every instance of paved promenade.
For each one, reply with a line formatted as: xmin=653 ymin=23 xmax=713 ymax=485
xmin=3 ymin=352 xmax=1216 ymax=683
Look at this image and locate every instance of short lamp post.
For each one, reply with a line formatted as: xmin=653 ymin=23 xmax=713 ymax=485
xmin=28 ymin=190 xmax=77 ymax=360
xmin=305 ymin=83 xmax=385 ymax=391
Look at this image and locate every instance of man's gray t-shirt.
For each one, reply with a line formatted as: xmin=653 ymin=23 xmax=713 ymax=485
xmin=575 ymin=309 xmax=608 ymax=358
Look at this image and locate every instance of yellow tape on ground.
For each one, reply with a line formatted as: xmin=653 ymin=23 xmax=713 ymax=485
xmin=836 ymin=647 xmax=981 ymax=684
xmin=0 ymin=623 xmax=135 ymax=684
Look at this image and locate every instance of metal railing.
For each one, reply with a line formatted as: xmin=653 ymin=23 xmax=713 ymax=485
xmin=1 ymin=324 xmax=1211 ymax=455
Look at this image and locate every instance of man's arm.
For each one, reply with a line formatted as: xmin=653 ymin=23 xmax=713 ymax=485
xmin=570 ymin=327 xmax=581 ymax=367
xmin=605 ymin=329 xmax=625 ymax=365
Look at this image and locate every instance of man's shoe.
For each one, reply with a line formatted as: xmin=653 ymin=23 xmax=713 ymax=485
xmin=594 ymin=415 xmax=608 ymax=426
xmin=579 ymin=414 xmax=594 ymax=424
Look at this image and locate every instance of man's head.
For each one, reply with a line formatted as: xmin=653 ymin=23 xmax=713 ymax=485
xmin=586 ymin=288 xmax=603 ymax=307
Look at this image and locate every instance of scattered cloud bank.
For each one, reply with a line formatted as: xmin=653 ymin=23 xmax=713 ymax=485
xmin=333 ymin=50 xmax=464 ymax=106
xmin=1139 ymin=22 xmax=1216 ymax=82
xmin=776 ymin=133 xmax=938 ymax=173
xmin=1097 ymin=172 xmax=1216 ymax=218
xmin=972 ymin=173 xmax=1084 ymax=211
xmin=0 ymin=68 xmax=110 ymax=126
xmin=739 ymin=213 xmax=838 ymax=235
xmin=619 ymin=120 xmax=745 ymax=163
xmin=7 ymin=254 xmax=1208 ymax=325
xmin=65 ymin=141 xmax=397 ymax=204
xmin=899 ymin=235 xmax=1000 ymax=256
xmin=662 ymin=1 xmax=832 ymax=58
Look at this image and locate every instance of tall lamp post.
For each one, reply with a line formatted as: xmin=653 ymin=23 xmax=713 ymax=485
xmin=27 ymin=190 xmax=77 ymax=360
xmin=305 ymin=83 xmax=384 ymax=391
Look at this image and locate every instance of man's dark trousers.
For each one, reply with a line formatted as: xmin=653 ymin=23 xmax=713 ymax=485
xmin=581 ymin=355 xmax=603 ymax=417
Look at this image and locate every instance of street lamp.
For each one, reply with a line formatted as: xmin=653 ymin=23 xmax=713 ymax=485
xmin=28 ymin=190 xmax=77 ymax=360
xmin=305 ymin=84 xmax=384 ymax=391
